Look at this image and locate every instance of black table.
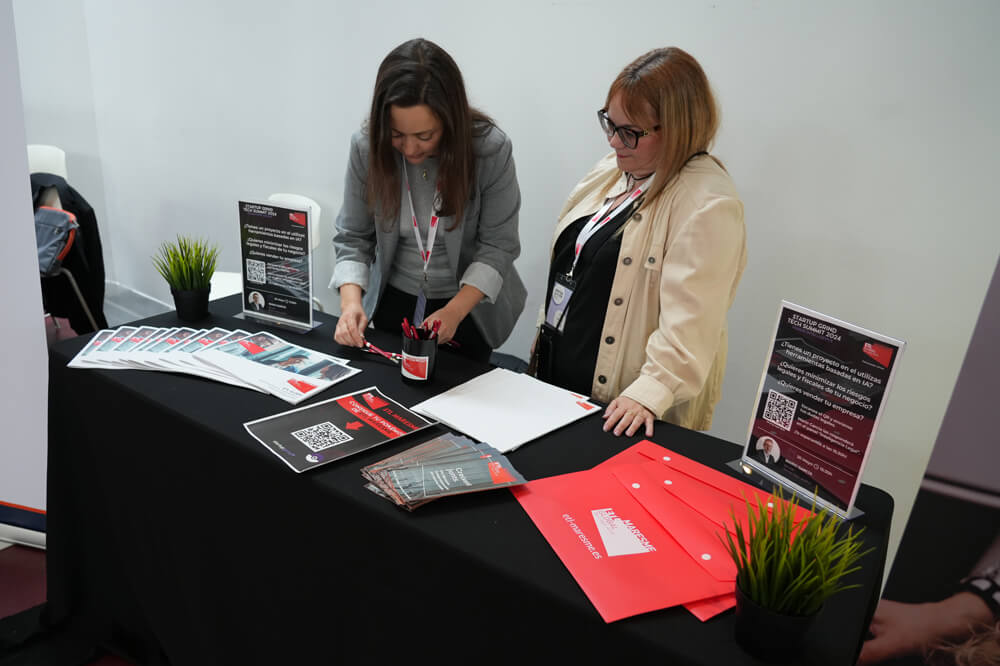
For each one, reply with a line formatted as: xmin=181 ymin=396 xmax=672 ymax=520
xmin=42 ymin=296 xmax=891 ymax=665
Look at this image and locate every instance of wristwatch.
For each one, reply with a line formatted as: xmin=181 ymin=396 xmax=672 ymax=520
xmin=961 ymin=562 xmax=1000 ymax=617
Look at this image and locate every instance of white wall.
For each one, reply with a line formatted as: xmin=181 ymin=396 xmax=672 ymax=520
xmin=0 ymin=0 xmax=49 ymax=546
xmin=12 ymin=0 xmax=1000 ymax=570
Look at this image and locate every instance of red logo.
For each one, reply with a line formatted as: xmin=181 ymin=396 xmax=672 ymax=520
xmin=289 ymin=212 xmax=306 ymax=225
xmin=287 ymin=379 xmax=317 ymax=393
xmin=402 ymin=356 xmax=428 ymax=379
xmin=488 ymin=461 xmax=516 ymax=484
xmin=346 ymin=421 xmax=364 ymax=431
xmin=361 ymin=392 xmax=389 ymax=410
xmin=240 ymin=340 xmax=265 ymax=355
xmin=862 ymin=342 xmax=893 ymax=368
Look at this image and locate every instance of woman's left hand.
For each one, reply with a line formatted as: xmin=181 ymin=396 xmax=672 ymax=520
xmin=603 ymin=396 xmax=655 ymax=437
xmin=422 ymin=306 xmax=463 ymax=345
xmin=423 ymin=285 xmax=484 ymax=345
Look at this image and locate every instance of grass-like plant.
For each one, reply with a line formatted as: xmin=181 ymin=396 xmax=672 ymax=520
xmin=152 ymin=235 xmax=219 ymax=291
xmin=720 ymin=489 xmax=872 ymax=617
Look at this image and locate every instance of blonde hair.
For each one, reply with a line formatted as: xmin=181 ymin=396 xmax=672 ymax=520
xmin=605 ymin=47 xmax=720 ymax=203
xmin=928 ymin=622 xmax=1000 ymax=666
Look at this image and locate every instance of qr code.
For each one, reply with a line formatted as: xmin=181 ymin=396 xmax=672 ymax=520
xmin=246 ymin=259 xmax=266 ymax=285
xmin=291 ymin=421 xmax=353 ymax=452
xmin=763 ymin=389 xmax=797 ymax=431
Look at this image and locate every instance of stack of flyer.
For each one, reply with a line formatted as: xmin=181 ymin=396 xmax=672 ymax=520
xmin=361 ymin=433 xmax=527 ymax=510
xmin=68 ymin=325 xmax=360 ymax=404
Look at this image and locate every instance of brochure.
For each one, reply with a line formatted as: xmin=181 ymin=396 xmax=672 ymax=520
xmin=361 ymin=433 xmax=527 ymax=510
xmin=196 ymin=331 xmax=359 ymax=404
xmin=68 ymin=327 xmax=361 ymax=402
xmin=244 ymin=387 xmax=435 ymax=472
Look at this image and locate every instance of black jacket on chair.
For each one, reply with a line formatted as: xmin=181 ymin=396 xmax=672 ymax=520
xmin=31 ymin=172 xmax=108 ymax=332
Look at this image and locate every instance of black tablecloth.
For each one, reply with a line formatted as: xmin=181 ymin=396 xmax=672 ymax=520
xmin=42 ymin=296 xmax=891 ymax=665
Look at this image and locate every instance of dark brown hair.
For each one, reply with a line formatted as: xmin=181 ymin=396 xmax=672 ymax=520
xmin=606 ymin=47 xmax=720 ymax=202
xmin=366 ymin=38 xmax=493 ymax=230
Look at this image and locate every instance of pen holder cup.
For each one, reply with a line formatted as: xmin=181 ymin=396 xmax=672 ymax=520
xmin=401 ymin=335 xmax=437 ymax=383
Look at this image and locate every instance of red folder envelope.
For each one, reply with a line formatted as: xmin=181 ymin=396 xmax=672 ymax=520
xmin=600 ymin=441 xmax=813 ymax=529
xmin=511 ymin=468 xmax=732 ymax=622
xmin=514 ymin=440 xmax=814 ymax=623
xmin=597 ymin=441 xmax=812 ymax=621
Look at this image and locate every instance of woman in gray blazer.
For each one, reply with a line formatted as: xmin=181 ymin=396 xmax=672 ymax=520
xmin=332 ymin=38 xmax=526 ymax=363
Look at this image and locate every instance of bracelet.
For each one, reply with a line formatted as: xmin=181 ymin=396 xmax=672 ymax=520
xmin=960 ymin=565 xmax=1000 ymax=617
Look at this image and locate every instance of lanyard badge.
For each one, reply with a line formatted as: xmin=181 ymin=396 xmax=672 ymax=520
xmin=402 ymin=156 xmax=441 ymax=326
xmin=544 ymin=273 xmax=576 ymax=333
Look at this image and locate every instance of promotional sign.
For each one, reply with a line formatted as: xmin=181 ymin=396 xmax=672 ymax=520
xmin=743 ymin=302 xmax=904 ymax=518
xmin=238 ymin=200 xmax=313 ymax=330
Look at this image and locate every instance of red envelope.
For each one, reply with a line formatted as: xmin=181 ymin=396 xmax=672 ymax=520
xmin=593 ymin=441 xmax=812 ymax=621
xmin=685 ymin=593 xmax=737 ymax=621
xmin=512 ymin=468 xmax=732 ymax=623
xmin=611 ymin=462 xmax=736 ymax=582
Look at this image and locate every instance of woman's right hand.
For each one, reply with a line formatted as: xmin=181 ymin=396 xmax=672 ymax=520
xmin=334 ymin=285 xmax=368 ymax=347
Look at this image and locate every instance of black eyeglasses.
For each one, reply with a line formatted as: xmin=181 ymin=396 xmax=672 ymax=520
xmin=597 ymin=109 xmax=660 ymax=149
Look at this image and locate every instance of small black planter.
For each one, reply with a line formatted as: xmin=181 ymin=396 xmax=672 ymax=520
xmin=733 ymin=584 xmax=820 ymax=663
xmin=171 ymin=287 xmax=210 ymax=322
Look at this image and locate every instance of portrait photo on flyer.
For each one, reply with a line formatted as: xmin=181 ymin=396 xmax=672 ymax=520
xmin=741 ymin=302 xmax=904 ymax=519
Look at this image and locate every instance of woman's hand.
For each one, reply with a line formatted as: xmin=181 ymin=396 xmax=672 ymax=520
xmin=423 ymin=285 xmax=485 ymax=345
xmin=421 ymin=306 xmax=463 ymax=345
xmin=858 ymin=595 xmax=994 ymax=664
xmin=603 ymin=396 xmax=655 ymax=437
xmin=335 ymin=285 xmax=368 ymax=348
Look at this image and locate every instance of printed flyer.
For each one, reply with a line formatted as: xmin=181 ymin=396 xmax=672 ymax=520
xmin=743 ymin=302 xmax=904 ymax=517
xmin=238 ymin=200 xmax=312 ymax=329
xmin=244 ymin=387 xmax=435 ymax=472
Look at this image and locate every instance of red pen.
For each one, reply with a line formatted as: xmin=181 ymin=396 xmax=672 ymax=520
xmin=363 ymin=341 xmax=401 ymax=364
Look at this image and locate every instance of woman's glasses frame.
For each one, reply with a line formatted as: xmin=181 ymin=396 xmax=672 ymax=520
xmin=597 ymin=109 xmax=660 ymax=150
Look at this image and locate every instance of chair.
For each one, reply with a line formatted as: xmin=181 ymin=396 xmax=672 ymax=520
xmin=213 ymin=194 xmax=325 ymax=311
xmin=28 ymin=145 xmax=100 ymax=332
xmin=27 ymin=144 xmax=67 ymax=181
xmin=268 ymin=193 xmax=324 ymax=312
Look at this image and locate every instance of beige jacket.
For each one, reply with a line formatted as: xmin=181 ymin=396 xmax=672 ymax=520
xmin=550 ymin=152 xmax=746 ymax=430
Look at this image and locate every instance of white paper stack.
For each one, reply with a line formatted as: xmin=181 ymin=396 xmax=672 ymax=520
xmin=68 ymin=326 xmax=360 ymax=404
xmin=411 ymin=368 xmax=600 ymax=453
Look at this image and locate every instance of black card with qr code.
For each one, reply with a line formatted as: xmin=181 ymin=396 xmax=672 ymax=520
xmin=243 ymin=386 xmax=434 ymax=472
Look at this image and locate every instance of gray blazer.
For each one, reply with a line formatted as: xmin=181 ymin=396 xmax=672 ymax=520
xmin=332 ymin=125 xmax=526 ymax=348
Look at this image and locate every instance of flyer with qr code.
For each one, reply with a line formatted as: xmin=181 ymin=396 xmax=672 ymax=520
xmin=238 ymin=200 xmax=314 ymax=331
xmin=243 ymin=387 xmax=435 ymax=472
xmin=741 ymin=301 xmax=904 ymax=518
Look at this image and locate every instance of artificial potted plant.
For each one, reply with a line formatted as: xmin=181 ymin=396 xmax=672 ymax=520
xmin=721 ymin=490 xmax=872 ymax=663
xmin=153 ymin=235 xmax=219 ymax=322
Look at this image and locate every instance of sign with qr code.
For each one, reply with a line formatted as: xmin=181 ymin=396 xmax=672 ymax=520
xmin=243 ymin=387 xmax=434 ymax=472
xmin=742 ymin=302 xmax=904 ymax=518
xmin=238 ymin=200 xmax=314 ymax=331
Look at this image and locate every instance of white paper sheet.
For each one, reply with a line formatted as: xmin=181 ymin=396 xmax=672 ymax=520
xmin=411 ymin=368 xmax=600 ymax=453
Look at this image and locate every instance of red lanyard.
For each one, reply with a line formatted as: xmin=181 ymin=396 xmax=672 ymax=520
xmin=401 ymin=157 xmax=440 ymax=279
xmin=568 ymin=175 xmax=652 ymax=277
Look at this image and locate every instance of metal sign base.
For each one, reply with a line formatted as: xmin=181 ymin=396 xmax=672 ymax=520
xmin=725 ymin=459 xmax=865 ymax=521
xmin=234 ymin=311 xmax=324 ymax=334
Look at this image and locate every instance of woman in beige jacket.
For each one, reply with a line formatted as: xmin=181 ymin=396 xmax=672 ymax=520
xmin=533 ymin=47 xmax=746 ymax=437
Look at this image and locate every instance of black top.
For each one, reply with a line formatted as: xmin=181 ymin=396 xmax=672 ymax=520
xmin=540 ymin=200 xmax=638 ymax=394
